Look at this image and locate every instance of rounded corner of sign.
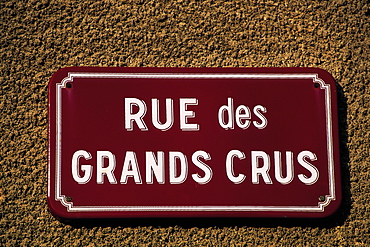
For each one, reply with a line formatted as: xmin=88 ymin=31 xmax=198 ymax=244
xmin=312 ymin=68 xmax=337 ymax=84
xmin=318 ymin=198 xmax=342 ymax=219
xmin=47 ymin=196 xmax=75 ymax=222
xmin=49 ymin=67 xmax=73 ymax=86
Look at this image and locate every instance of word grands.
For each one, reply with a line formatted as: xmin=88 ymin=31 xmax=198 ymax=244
xmin=71 ymin=97 xmax=319 ymax=186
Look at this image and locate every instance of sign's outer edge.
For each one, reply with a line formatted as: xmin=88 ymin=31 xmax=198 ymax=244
xmin=51 ymin=72 xmax=337 ymax=213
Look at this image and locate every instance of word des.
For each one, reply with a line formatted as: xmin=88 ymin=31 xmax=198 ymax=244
xmin=218 ymin=98 xmax=267 ymax=130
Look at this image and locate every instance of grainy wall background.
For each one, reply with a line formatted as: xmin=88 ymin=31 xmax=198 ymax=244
xmin=1 ymin=0 xmax=369 ymax=246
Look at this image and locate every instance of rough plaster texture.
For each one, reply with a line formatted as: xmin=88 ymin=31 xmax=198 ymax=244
xmin=1 ymin=0 xmax=369 ymax=246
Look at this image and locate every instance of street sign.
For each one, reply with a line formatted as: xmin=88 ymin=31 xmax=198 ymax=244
xmin=48 ymin=67 xmax=341 ymax=220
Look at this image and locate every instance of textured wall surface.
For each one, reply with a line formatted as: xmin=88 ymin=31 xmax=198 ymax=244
xmin=1 ymin=0 xmax=369 ymax=246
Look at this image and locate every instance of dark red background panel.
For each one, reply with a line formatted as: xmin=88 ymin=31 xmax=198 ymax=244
xmin=48 ymin=67 xmax=341 ymax=220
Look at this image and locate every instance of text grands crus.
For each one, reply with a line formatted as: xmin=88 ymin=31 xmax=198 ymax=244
xmin=71 ymin=98 xmax=319 ymax=186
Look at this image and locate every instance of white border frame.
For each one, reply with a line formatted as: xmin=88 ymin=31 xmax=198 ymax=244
xmin=51 ymin=72 xmax=336 ymax=213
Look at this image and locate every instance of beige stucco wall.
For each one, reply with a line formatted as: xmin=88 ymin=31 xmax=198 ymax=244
xmin=1 ymin=0 xmax=369 ymax=246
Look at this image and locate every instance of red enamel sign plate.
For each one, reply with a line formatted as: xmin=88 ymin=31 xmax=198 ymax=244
xmin=48 ymin=67 xmax=341 ymax=220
